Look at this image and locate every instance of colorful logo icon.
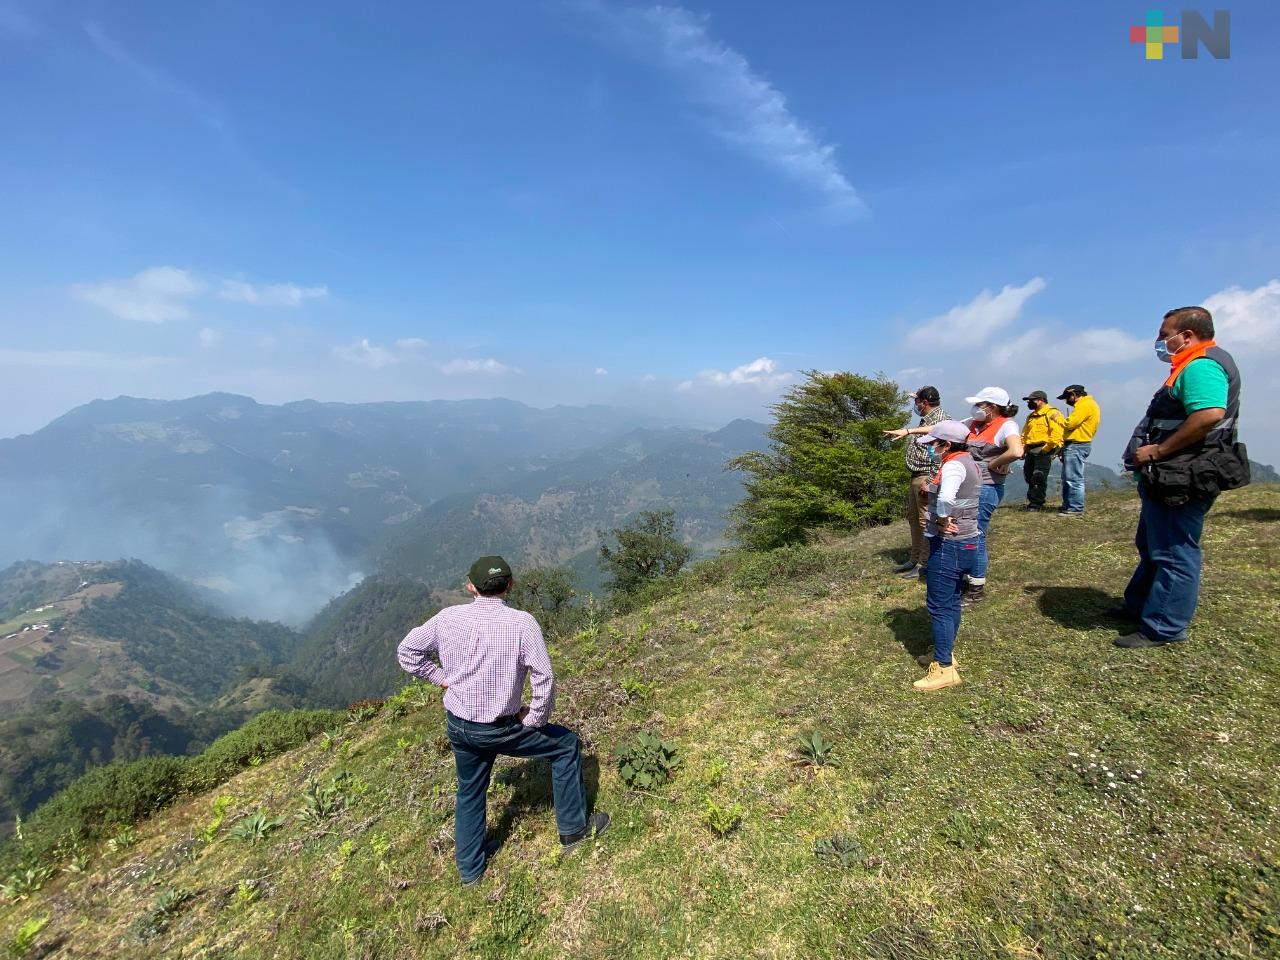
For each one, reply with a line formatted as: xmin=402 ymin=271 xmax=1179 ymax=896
xmin=1130 ymin=10 xmax=1179 ymax=59
xmin=1129 ymin=10 xmax=1231 ymax=60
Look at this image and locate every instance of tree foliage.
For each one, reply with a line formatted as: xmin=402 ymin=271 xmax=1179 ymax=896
xmin=508 ymin=567 xmax=584 ymax=639
xmin=727 ymin=371 xmax=909 ymax=549
xmin=598 ymin=510 xmax=692 ymax=598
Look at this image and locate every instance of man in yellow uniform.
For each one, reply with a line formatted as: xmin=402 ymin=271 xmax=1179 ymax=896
xmin=1056 ymin=384 xmax=1101 ymax=516
xmin=1019 ymin=390 xmax=1065 ymax=511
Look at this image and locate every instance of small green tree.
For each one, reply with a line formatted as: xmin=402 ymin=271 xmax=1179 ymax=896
xmin=598 ymin=510 xmax=691 ymax=598
xmin=728 ymin=371 xmax=909 ymax=549
xmin=508 ymin=567 xmax=583 ymax=638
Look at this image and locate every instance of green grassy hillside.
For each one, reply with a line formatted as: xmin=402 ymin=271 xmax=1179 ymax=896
xmin=3 ymin=486 xmax=1278 ymax=959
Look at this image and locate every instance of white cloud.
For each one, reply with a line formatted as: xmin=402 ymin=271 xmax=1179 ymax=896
xmin=439 ymin=358 xmax=517 ymax=376
xmin=906 ymin=277 xmax=1047 ymax=349
xmin=74 ymin=266 xmax=330 ymax=322
xmin=680 ymin=356 xmax=792 ymax=392
xmin=595 ymin=4 xmax=861 ymax=216
xmin=395 ymin=337 xmax=429 ymax=351
xmin=1203 ymin=279 xmax=1280 ymax=350
xmin=594 ymin=367 xmax=609 ymax=376
xmin=1072 ymin=327 xmax=1149 ymax=364
xmin=74 ymin=266 xmax=205 ymax=323
xmin=333 ymin=338 xmax=398 ymax=370
xmin=641 ymin=373 xmax=657 ymax=382
xmin=198 ymin=327 xmax=223 ymax=349
xmin=218 ymin=279 xmax=328 ymax=306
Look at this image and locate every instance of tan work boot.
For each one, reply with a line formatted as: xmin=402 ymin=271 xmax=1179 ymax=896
xmin=913 ymin=661 xmax=961 ymax=692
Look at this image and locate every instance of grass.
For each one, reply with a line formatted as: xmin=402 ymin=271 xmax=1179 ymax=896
xmin=2 ymin=486 xmax=1279 ymax=958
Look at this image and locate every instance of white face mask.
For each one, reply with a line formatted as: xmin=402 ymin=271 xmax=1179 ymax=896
xmin=971 ymin=404 xmax=989 ymax=421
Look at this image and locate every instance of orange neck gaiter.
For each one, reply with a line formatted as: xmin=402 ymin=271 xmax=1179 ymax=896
xmin=1165 ymin=338 xmax=1217 ymax=387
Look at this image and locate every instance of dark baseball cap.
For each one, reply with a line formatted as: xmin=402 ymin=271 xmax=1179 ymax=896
xmin=1023 ymin=390 xmax=1048 ymax=402
xmin=468 ymin=555 xmax=513 ymax=591
xmin=1056 ymin=384 xmax=1086 ymax=400
xmin=909 ymin=385 xmax=940 ymax=404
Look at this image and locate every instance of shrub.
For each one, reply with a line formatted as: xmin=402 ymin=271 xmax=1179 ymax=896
xmin=728 ymin=370 xmax=908 ymax=549
xmin=814 ymin=834 xmax=864 ymax=869
xmin=729 ymin=543 xmax=846 ymax=594
xmin=1 ymin=864 xmax=54 ymax=902
xmin=19 ymin=755 xmax=186 ymax=859
xmin=228 ymin=810 xmax=284 ymax=845
xmin=296 ymin=777 xmax=347 ymax=823
xmin=616 ymin=731 xmax=681 ymax=790
xmin=700 ymin=798 xmax=744 ymax=837
xmin=5 ymin=915 xmax=49 ymax=958
xmin=599 ymin=510 xmax=691 ymax=600
xmin=183 ymin=709 xmax=342 ymax=792
xmin=346 ymin=699 xmax=383 ymax=723
xmin=129 ymin=887 xmax=193 ymax=942
xmin=794 ymin=731 xmax=838 ymax=768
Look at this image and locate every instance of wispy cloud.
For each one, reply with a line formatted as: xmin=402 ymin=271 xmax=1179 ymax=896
xmin=906 ymin=278 xmax=1047 ymax=349
xmin=74 ymin=266 xmax=328 ymax=322
xmin=219 ymin=280 xmax=328 ymax=307
xmin=594 ymin=367 xmax=609 ymax=376
xmin=198 ymin=327 xmax=223 ymax=349
xmin=587 ymin=3 xmax=862 ymax=217
xmin=74 ymin=266 xmax=204 ymax=323
xmin=439 ymin=358 xmax=518 ymax=376
xmin=395 ymin=337 xmax=429 ymax=351
xmin=82 ymin=20 xmax=293 ymax=196
xmin=677 ymin=356 xmax=791 ymax=392
xmin=333 ymin=338 xmax=399 ymax=370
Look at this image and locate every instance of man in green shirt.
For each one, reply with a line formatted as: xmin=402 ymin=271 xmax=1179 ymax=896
xmin=1118 ymin=306 xmax=1244 ymax=648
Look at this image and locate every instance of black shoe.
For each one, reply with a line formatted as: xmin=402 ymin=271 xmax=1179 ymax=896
xmin=460 ymin=838 xmax=503 ymax=887
xmin=960 ymin=583 xmax=985 ymax=608
xmin=1025 ymin=504 xmax=1044 ymax=511
xmin=1114 ymin=632 xmax=1172 ymax=649
xmin=892 ymin=560 xmax=917 ymax=574
xmin=897 ymin=564 xmax=920 ymax=579
xmin=1056 ymin=509 xmax=1083 ymax=517
xmin=561 ymin=811 xmax=610 ymax=852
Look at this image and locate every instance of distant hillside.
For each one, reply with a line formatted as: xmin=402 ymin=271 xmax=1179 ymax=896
xmin=3 ymin=485 xmax=1276 ymax=958
xmin=288 ymin=578 xmax=439 ymax=708
xmin=377 ymin=419 xmax=769 ymax=591
xmin=0 ymin=394 xmax=686 ymax=621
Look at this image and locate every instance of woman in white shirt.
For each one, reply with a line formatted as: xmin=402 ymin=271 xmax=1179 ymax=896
xmin=962 ymin=387 xmax=1024 ymax=606
xmin=914 ymin=420 xmax=982 ymax=692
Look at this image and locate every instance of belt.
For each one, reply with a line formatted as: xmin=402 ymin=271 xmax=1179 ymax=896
xmin=1063 ymin=439 xmax=1087 ymax=446
xmin=1025 ymin=442 xmax=1046 ymax=450
xmin=446 ymin=710 xmax=520 ymax=727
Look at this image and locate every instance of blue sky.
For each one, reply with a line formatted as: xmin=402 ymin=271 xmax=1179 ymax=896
xmin=1 ymin=1 xmax=1278 ymax=463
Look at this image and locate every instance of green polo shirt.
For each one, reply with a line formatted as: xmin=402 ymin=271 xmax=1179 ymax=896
xmin=1171 ymin=357 xmax=1229 ymax=413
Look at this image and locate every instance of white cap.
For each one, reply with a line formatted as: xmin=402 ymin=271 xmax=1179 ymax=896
xmin=964 ymin=386 xmax=1010 ymax=407
xmin=919 ymin=420 xmax=970 ymax=444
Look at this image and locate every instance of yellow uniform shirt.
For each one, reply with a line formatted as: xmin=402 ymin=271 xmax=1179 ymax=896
xmin=1021 ymin=405 xmax=1066 ymax=452
xmin=1062 ymin=395 xmax=1100 ymax=442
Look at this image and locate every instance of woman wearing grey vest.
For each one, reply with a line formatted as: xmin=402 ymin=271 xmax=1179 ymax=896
xmin=914 ymin=420 xmax=982 ymax=692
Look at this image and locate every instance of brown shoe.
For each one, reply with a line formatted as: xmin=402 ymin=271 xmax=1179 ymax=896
xmin=913 ymin=662 xmax=962 ymax=692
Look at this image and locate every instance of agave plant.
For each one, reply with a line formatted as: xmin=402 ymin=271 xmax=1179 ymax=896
xmin=228 ymin=810 xmax=285 ymax=845
xmin=794 ymin=730 xmax=838 ymax=768
xmin=296 ymin=778 xmax=346 ymax=823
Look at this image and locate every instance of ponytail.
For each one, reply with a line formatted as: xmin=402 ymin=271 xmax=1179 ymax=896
xmin=999 ymin=403 xmax=1019 ymax=418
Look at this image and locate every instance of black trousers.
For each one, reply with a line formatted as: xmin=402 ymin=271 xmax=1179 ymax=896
xmin=1024 ymin=447 xmax=1053 ymax=507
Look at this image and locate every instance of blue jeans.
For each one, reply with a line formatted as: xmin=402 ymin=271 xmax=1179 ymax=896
xmin=1122 ymin=485 xmax=1213 ymax=643
xmin=926 ymin=536 xmax=981 ymax=665
xmin=970 ymin=482 xmax=1005 ymax=580
xmin=1061 ymin=441 xmax=1092 ymax=513
xmin=445 ymin=712 xmax=587 ymax=883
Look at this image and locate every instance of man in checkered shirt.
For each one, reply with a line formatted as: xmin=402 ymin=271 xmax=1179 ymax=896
xmin=397 ymin=555 xmax=609 ymax=886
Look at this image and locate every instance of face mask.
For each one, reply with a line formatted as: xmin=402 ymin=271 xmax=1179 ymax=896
xmin=971 ymin=405 xmax=988 ymax=421
xmin=926 ymin=443 xmax=943 ymax=462
xmin=1155 ymin=330 xmax=1189 ymax=363
xmin=913 ymin=403 xmax=925 ymax=417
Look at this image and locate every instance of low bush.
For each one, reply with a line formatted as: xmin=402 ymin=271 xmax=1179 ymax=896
xmin=183 ymin=709 xmax=342 ymax=792
xmin=616 ymin=731 xmax=680 ymax=790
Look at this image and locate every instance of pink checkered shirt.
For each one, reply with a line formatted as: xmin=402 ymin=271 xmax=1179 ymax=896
xmin=396 ymin=597 xmax=556 ymax=727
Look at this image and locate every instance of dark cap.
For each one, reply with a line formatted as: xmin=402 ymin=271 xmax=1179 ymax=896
xmin=909 ymin=385 xmax=940 ymax=405
xmin=1056 ymin=384 xmax=1086 ymax=400
xmin=468 ymin=555 xmax=513 ymax=591
xmin=1023 ymin=390 xmax=1048 ymax=402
